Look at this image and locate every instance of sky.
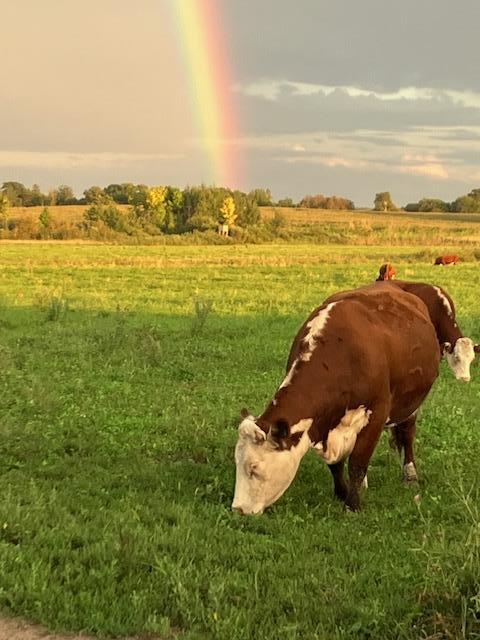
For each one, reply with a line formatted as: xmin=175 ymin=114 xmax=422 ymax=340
xmin=1 ymin=0 xmax=480 ymax=206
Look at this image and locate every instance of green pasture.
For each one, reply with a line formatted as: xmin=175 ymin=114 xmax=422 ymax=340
xmin=0 ymin=243 xmax=479 ymax=639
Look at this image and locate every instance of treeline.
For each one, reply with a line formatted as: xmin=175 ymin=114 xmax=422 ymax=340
xmin=0 ymin=182 xmax=356 ymax=211
xmin=374 ymin=188 xmax=480 ymax=213
xmin=297 ymin=194 xmax=355 ymax=210
xmin=405 ymin=188 xmax=480 ymax=213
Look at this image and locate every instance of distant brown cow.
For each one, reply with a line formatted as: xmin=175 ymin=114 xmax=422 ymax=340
xmin=434 ymin=255 xmax=460 ymax=266
xmin=376 ymin=263 xmax=397 ymax=281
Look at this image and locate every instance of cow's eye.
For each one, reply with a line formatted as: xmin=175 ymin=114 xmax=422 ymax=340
xmin=248 ymin=464 xmax=260 ymax=478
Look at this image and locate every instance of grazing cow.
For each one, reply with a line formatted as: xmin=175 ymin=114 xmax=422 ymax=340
xmin=376 ymin=262 xmax=397 ymax=281
xmin=379 ymin=280 xmax=479 ymax=382
xmin=434 ymin=255 xmax=460 ymax=266
xmin=232 ymin=284 xmax=440 ymax=515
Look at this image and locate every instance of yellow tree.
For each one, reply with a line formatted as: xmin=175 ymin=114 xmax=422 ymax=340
xmin=220 ymin=196 xmax=236 ymax=224
xmin=145 ymin=186 xmax=168 ymax=230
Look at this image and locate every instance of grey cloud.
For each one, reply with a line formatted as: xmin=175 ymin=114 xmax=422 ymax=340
xmin=237 ymin=89 xmax=480 ymax=136
xmin=226 ymin=0 xmax=480 ymax=92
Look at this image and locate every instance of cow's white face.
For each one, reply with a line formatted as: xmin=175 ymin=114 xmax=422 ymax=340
xmin=444 ymin=337 xmax=475 ymax=382
xmin=231 ymin=418 xmax=309 ymax=515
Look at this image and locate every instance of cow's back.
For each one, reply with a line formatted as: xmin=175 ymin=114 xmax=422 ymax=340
xmin=285 ymin=286 xmax=439 ymax=419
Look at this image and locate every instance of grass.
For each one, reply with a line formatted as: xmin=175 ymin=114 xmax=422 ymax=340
xmin=0 ymin=243 xmax=479 ymax=639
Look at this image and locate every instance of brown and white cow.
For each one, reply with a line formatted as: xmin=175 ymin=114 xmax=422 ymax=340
xmin=232 ymin=284 xmax=440 ymax=515
xmin=434 ymin=255 xmax=460 ymax=266
xmin=378 ymin=280 xmax=479 ymax=382
xmin=376 ymin=263 xmax=396 ymax=281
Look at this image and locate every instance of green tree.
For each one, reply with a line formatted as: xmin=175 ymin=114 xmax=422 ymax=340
xmin=451 ymin=195 xmax=480 ymax=213
xmin=277 ymin=197 xmax=294 ymax=207
xmin=56 ymin=185 xmax=76 ymax=205
xmin=249 ymin=188 xmax=272 ymax=206
xmin=105 ymin=183 xmax=135 ymax=204
xmin=164 ymin=186 xmax=183 ymax=232
xmin=30 ymin=184 xmax=45 ymax=206
xmin=417 ymin=198 xmax=449 ymax=212
xmin=374 ymin=192 xmax=396 ymax=212
xmin=83 ymin=186 xmax=106 ymax=204
xmin=38 ymin=207 xmax=52 ymax=238
xmin=1 ymin=181 xmax=28 ymax=206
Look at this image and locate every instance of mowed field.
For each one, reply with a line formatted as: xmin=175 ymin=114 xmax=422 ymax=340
xmin=0 ymin=242 xmax=479 ymax=639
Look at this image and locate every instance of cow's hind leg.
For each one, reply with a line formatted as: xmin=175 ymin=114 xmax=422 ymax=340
xmin=345 ymin=407 xmax=388 ymax=511
xmin=328 ymin=461 xmax=348 ymax=502
xmin=391 ymin=414 xmax=418 ymax=483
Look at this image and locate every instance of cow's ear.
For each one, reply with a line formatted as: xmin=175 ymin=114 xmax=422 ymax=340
xmin=442 ymin=342 xmax=453 ymax=355
xmin=269 ymin=419 xmax=290 ymax=444
xmin=240 ymin=407 xmax=251 ymax=419
xmin=474 ymin=344 xmax=480 ymax=354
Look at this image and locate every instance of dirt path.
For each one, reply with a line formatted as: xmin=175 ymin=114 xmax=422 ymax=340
xmin=0 ymin=617 xmax=95 ymax=640
xmin=0 ymin=617 xmax=166 ymax=640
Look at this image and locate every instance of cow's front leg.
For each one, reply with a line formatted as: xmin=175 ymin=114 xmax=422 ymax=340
xmin=328 ymin=460 xmax=348 ymax=502
xmin=346 ymin=408 xmax=387 ymax=511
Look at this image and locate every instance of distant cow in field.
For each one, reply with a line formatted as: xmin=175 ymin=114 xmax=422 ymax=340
xmin=376 ymin=263 xmax=396 ymax=281
xmin=380 ymin=280 xmax=479 ymax=382
xmin=434 ymin=255 xmax=460 ymax=266
xmin=232 ymin=284 xmax=440 ymax=515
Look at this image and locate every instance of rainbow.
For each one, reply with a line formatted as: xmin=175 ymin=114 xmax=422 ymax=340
xmin=169 ymin=0 xmax=241 ymax=188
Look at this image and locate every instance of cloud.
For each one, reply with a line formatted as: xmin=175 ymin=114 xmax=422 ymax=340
xmin=0 ymin=150 xmax=181 ymax=170
xmin=234 ymin=80 xmax=480 ymax=111
xmin=235 ymin=124 xmax=480 ymax=186
xmin=399 ymin=164 xmax=449 ymax=179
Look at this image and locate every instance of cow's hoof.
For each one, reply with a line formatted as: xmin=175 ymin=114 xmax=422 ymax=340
xmin=345 ymin=495 xmax=361 ymax=512
xmin=403 ymin=462 xmax=418 ymax=484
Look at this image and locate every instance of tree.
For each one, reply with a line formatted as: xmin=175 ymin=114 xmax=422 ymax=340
xmin=83 ymin=186 xmax=106 ymax=204
xmin=164 ymin=186 xmax=183 ymax=232
xmin=38 ymin=207 xmax=52 ymax=238
xmin=417 ymin=198 xmax=449 ymax=212
xmin=1 ymin=181 xmax=28 ymax=206
xmin=56 ymin=185 xmax=76 ymax=205
xmin=219 ymin=196 xmax=237 ymax=226
xmin=277 ymin=198 xmax=294 ymax=207
xmin=105 ymin=183 xmax=135 ymax=204
xmin=374 ymin=192 xmax=396 ymax=212
xmin=467 ymin=188 xmax=480 ymax=199
xmin=249 ymin=188 xmax=272 ymax=206
xmin=451 ymin=195 xmax=479 ymax=213
xmin=30 ymin=184 xmax=45 ymax=206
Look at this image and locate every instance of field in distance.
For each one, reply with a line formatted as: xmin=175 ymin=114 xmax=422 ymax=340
xmin=0 ymin=243 xmax=478 ymax=639
xmin=4 ymin=205 xmax=480 ymax=251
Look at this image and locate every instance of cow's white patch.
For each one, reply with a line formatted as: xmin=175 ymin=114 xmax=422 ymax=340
xmin=314 ymin=406 xmax=371 ymax=465
xmin=302 ymin=302 xmax=337 ymax=358
xmin=433 ymin=286 xmax=453 ymax=317
xmin=362 ymin=475 xmax=368 ymax=489
xmin=232 ymin=426 xmax=311 ymax=515
xmin=290 ymin=418 xmax=313 ymax=434
xmin=279 ymin=358 xmax=298 ymax=389
xmin=445 ymin=336 xmax=475 ymax=382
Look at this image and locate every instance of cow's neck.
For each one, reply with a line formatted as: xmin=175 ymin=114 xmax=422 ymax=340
xmin=259 ymin=382 xmax=347 ymax=447
xmin=435 ymin=315 xmax=463 ymax=346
